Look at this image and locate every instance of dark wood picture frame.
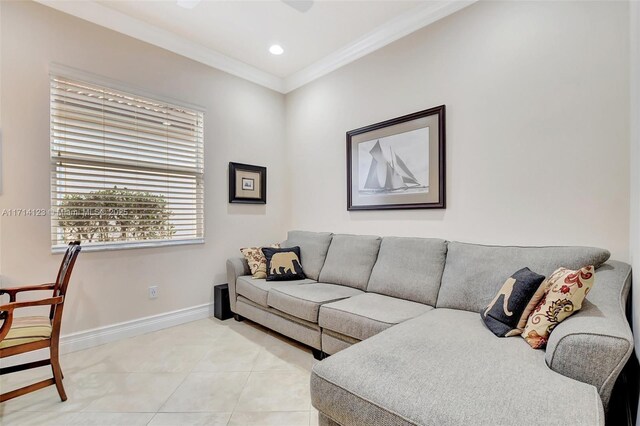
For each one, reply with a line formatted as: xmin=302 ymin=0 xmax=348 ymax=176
xmin=229 ymin=162 xmax=266 ymax=204
xmin=347 ymin=105 xmax=446 ymax=210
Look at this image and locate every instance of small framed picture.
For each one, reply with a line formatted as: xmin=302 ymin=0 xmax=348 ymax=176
xmin=229 ymin=162 xmax=266 ymax=204
xmin=347 ymin=105 xmax=446 ymax=210
xmin=242 ymin=178 xmax=254 ymax=191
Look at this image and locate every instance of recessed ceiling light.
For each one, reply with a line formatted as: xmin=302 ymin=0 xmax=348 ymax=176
xmin=282 ymin=0 xmax=314 ymax=13
xmin=269 ymin=45 xmax=284 ymax=55
xmin=177 ymin=0 xmax=200 ymax=9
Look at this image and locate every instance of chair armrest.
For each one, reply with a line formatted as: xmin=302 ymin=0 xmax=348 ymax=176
xmin=0 ymin=283 xmax=56 ymax=302
xmin=545 ymin=261 xmax=634 ymax=409
xmin=0 ymin=296 xmax=63 ymax=341
xmin=226 ymin=257 xmax=250 ymax=312
xmin=0 ymin=296 xmax=64 ymax=313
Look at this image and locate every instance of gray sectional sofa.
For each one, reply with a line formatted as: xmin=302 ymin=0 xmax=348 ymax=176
xmin=226 ymin=231 xmax=634 ymax=426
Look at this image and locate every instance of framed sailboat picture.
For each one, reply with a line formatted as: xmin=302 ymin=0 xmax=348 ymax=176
xmin=347 ymin=106 xmax=445 ymax=210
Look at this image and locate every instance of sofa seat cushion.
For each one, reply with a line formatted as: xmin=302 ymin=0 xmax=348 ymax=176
xmin=311 ymin=309 xmax=604 ymax=426
xmin=318 ymin=293 xmax=432 ymax=341
xmin=267 ymin=283 xmax=363 ymax=323
xmin=235 ymin=275 xmax=315 ymax=308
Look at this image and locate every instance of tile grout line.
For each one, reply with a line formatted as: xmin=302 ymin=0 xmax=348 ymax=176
xmin=224 ymin=346 xmax=264 ymax=426
xmin=3 ymin=319 xmax=315 ymax=425
xmin=147 ymin=343 xmax=212 ymax=425
xmin=225 ymin=375 xmax=253 ymax=426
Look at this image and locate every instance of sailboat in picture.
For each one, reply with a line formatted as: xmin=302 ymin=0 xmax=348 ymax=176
xmin=361 ymin=140 xmax=428 ymax=194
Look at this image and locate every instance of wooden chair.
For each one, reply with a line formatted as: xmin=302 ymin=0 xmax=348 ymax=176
xmin=0 ymin=241 xmax=81 ymax=403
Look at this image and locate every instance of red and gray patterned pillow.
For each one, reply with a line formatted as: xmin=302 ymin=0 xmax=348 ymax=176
xmin=523 ymin=266 xmax=595 ymax=349
xmin=240 ymin=243 xmax=280 ymax=279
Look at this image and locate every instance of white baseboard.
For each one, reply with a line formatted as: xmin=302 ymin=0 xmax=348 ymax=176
xmin=60 ymin=303 xmax=214 ymax=354
xmin=1 ymin=303 xmax=213 ymax=367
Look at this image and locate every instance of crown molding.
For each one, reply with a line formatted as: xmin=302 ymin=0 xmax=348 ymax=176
xmin=34 ymin=0 xmax=285 ymax=93
xmin=34 ymin=0 xmax=476 ymax=95
xmin=283 ymin=0 xmax=477 ymax=93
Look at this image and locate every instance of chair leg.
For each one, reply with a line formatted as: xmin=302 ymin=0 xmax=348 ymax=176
xmin=50 ymin=349 xmax=67 ymax=402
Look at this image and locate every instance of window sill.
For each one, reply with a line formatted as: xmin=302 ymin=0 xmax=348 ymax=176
xmin=51 ymin=238 xmax=205 ymax=254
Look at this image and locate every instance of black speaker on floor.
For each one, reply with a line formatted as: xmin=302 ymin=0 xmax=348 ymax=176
xmin=214 ymin=284 xmax=232 ymax=321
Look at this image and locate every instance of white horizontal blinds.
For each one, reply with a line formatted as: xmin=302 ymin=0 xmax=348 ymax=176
xmin=51 ymin=75 xmax=204 ymax=249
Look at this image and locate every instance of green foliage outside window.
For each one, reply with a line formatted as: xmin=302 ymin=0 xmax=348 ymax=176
xmin=58 ymin=188 xmax=175 ymax=243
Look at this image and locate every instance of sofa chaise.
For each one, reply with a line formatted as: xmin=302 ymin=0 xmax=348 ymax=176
xmin=226 ymin=231 xmax=633 ymax=425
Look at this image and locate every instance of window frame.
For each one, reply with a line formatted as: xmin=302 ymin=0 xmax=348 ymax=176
xmin=49 ymin=64 xmax=206 ymax=253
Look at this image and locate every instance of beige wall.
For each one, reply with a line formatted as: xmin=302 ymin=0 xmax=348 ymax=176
xmin=0 ymin=1 xmax=289 ymax=334
xmin=0 ymin=1 xmax=634 ymax=343
xmin=285 ymin=0 xmax=631 ymax=261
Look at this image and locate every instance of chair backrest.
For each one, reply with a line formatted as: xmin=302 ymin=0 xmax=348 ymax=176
xmin=50 ymin=241 xmax=81 ymax=321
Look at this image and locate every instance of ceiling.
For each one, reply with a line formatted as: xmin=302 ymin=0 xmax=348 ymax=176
xmin=36 ymin=0 xmax=476 ymax=93
xmin=98 ymin=1 xmax=420 ymax=78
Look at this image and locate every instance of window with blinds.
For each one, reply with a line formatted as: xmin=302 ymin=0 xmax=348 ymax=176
xmin=50 ymin=75 xmax=204 ymax=251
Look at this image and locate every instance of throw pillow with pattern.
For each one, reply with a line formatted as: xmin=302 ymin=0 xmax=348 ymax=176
xmin=261 ymin=246 xmax=305 ymax=281
xmin=240 ymin=243 xmax=280 ymax=279
xmin=523 ymin=265 xmax=595 ymax=349
xmin=481 ymin=267 xmax=547 ymax=337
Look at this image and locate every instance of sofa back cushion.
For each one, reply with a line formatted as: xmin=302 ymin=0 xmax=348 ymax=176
xmin=367 ymin=237 xmax=447 ymax=306
xmin=318 ymin=234 xmax=382 ymax=290
xmin=436 ymin=242 xmax=611 ymax=312
xmin=282 ymin=230 xmax=333 ymax=281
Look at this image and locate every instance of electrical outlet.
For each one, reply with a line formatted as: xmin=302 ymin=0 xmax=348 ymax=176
xmin=149 ymin=286 xmax=159 ymax=299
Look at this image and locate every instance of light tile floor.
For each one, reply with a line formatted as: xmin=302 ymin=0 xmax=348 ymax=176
xmin=0 ymin=318 xmax=320 ymax=426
